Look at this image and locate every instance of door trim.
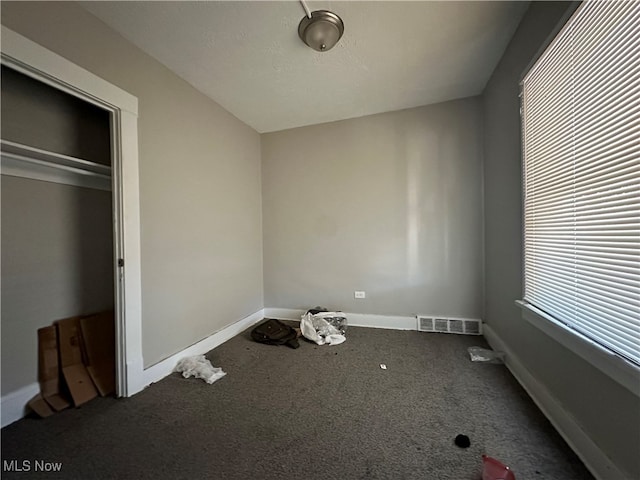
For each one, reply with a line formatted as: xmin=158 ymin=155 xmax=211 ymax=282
xmin=1 ymin=26 xmax=144 ymax=397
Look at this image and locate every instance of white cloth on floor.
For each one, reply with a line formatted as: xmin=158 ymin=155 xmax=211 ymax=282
xmin=174 ymin=355 xmax=226 ymax=384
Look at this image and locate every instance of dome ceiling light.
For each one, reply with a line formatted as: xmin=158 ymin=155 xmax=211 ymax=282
xmin=298 ymin=1 xmax=344 ymax=52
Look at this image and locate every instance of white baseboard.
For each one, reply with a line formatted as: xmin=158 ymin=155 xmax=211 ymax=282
xmin=1 ymin=382 xmax=40 ymax=428
xmin=140 ymin=308 xmax=265 ymax=388
xmin=263 ymin=308 xmax=417 ymax=330
xmin=483 ymin=324 xmax=627 ymax=480
xmin=347 ymin=312 xmax=416 ymax=330
xmin=1 ymin=309 xmax=266 ymax=428
xmin=263 ymin=308 xmax=305 ymax=321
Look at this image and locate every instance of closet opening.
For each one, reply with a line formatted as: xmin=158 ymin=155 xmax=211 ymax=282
xmin=1 ymin=26 xmax=142 ymax=428
xmin=1 ymin=64 xmax=120 ymax=409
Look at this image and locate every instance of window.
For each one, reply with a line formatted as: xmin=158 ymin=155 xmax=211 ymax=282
xmin=520 ymin=1 xmax=639 ymax=370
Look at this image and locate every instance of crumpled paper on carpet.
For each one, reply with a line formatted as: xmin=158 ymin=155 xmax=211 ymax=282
xmin=174 ymin=355 xmax=226 ymax=384
xmin=300 ymin=312 xmax=346 ymax=346
xmin=467 ymin=346 xmax=504 ymax=364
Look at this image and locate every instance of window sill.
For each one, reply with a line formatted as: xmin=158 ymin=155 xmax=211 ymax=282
xmin=516 ymin=300 xmax=640 ymax=398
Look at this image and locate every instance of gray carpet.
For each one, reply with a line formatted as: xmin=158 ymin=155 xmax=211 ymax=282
xmin=1 ymin=323 xmax=594 ymax=479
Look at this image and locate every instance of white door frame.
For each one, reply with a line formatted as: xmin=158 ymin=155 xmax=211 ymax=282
xmin=1 ymin=26 xmax=144 ymax=397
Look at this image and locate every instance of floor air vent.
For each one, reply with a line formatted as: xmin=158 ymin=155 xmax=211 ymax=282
xmin=419 ymin=317 xmax=433 ymax=331
xmin=417 ymin=316 xmax=482 ymax=335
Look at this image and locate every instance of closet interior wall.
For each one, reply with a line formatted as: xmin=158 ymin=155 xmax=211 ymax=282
xmin=1 ymin=66 xmax=115 ymax=394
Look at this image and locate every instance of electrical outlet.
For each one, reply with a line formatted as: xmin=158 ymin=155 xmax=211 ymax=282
xmin=354 ymin=291 xmax=366 ymax=299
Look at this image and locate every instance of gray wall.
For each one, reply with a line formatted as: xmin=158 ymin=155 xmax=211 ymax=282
xmin=3 ymin=5 xmax=637 ymax=476
xmin=1 ymin=177 xmax=114 ymax=393
xmin=1 ymin=1 xmax=264 ymax=374
xmin=483 ymin=2 xmax=640 ymax=478
xmin=1 ymin=65 xmax=111 ymax=165
xmin=262 ymin=98 xmax=483 ymax=319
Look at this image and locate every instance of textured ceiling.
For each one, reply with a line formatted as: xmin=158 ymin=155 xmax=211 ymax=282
xmin=80 ymin=1 xmax=529 ymax=133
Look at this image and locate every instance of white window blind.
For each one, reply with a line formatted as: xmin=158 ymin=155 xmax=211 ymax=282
xmin=521 ymin=1 xmax=640 ymax=366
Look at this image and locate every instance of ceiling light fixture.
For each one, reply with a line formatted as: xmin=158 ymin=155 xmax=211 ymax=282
xmin=298 ymin=1 xmax=344 ymax=52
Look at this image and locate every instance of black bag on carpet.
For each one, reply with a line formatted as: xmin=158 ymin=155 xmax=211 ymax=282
xmin=251 ymin=319 xmax=300 ymax=349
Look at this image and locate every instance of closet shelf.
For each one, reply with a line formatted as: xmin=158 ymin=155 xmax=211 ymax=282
xmin=0 ymin=140 xmax=112 ymax=191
